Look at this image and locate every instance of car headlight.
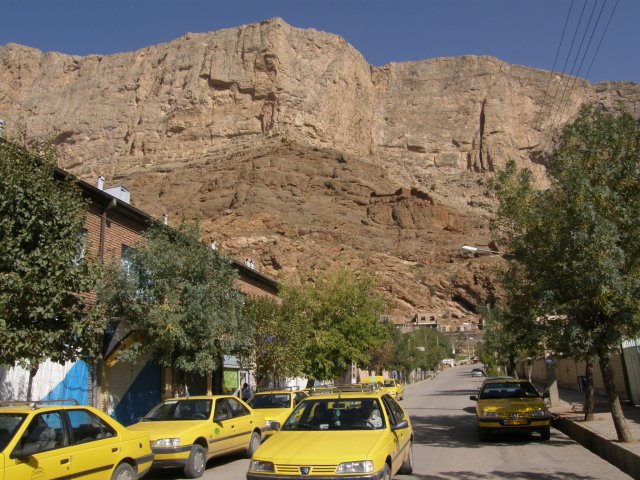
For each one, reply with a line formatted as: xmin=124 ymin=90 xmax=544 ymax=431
xmin=479 ymin=411 xmax=498 ymax=418
xmin=153 ymin=438 xmax=181 ymax=447
xmin=531 ymin=410 xmax=547 ymax=417
xmin=249 ymin=460 xmax=275 ymax=472
xmin=336 ymin=460 xmax=374 ymax=474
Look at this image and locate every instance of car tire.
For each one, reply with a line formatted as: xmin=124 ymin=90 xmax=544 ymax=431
xmin=111 ymin=463 xmax=136 ymax=480
xmin=398 ymin=441 xmax=413 ymax=474
xmin=183 ymin=444 xmax=207 ymax=478
xmin=478 ymin=427 xmax=489 ymax=441
xmin=540 ymin=426 xmax=551 ymax=441
xmin=246 ymin=430 xmax=261 ymax=458
xmin=381 ymin=463 xmax=391 ymax=480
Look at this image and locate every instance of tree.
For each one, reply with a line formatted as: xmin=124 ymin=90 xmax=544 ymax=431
xmin=492 ymin=105 xmax=640 ymax=441
xmin=0 ymin=140 xmax=99 ymax=399
xmin=280 ymin=269 xmax=390 ymax=384
xmin=95 ymin=221 xmax=245 ymax=395
xmin=241 ymin=295 xmax=310 ymax=386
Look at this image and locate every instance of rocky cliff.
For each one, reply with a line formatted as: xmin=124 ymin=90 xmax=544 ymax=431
xmin=2 ymin=18 xmax=639 ymax=328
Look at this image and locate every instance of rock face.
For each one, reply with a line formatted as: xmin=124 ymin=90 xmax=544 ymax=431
xmin=1 ymin=18 xmax=639 ymax=328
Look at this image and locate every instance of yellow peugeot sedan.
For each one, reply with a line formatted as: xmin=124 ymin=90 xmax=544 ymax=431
xmin=128 ymin=395 xmax=266 ymax=478
xmin=470 ymin=378 xmax=551 ymax=441
xmin=246 ymin=388 xmax=308 ymax=438
xmin=247 ymin=386 xmax=413 ymax=480
xmin=382 ymin=379 xmax=404 ymax=401
xmin=0 ymin=400 xmax=153 ymax=480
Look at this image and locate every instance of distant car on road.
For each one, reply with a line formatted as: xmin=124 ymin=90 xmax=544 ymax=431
xmin=382 ymin=379 xmax=404 ymax=400
xmin=246 ymin=388 xmax=308 ymax=437
xmin=470 ymin=378 xmax=550 ymax=441
xmin=471 ymin=368 xmax=485 ymax=377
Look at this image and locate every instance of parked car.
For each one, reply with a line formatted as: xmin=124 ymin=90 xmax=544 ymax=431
xmin=470 ymin=378 xmax=550 ymax=441
xmin=382 ymin=379 xmax=404 ymax=400
xmin=0 ymin=399 xmax=153 ymax=480
xmin=246 ymin=388 xmax=308 ymax=437
xmin=247 ymin=385 xmax=413 ymax=479
xmin=128 ymin=395 xmax=266 ymax=478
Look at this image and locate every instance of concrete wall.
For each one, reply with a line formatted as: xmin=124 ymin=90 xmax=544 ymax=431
xmin=518 ymin=355 xmax=627 ymax=398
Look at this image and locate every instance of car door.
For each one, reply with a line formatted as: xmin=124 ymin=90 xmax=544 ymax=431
xmin=381 ymin=395 xmax=411 ymax=475
xmin=63 ymin=408 xmax=122 ymax=480
xmin=4 ymin=411 xmax=71 ymax=480
xmin=225 ymin=397 xmax=255 ymax=451
xmin=210 ymin=398 xmax=236 ymax=456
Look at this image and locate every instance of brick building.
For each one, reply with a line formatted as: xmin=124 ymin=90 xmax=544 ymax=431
xmin=1 ymin=165 xmax=278 ymax=425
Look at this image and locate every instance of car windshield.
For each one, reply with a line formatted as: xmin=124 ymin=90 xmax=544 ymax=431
xmin=247 ymin=394 xmax=291 ymax=409
xmin=142 ymin=399 xmax=212 ymax=421
xmin=383 ymin=381 xmax=395 ymax=387
xmin=281 ymin=398 xmax=385 ymax=431
xmin=479 ymin=382 xmax=541 ymax=400
xmin=0 ymin=413 xmax=27 ymax=450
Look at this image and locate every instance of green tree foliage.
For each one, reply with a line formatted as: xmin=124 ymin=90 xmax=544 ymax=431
xmin=281 ymin=269 xmax=390 ymax=383
xmin=393 ymin=328 xmax=449 ymax=374
xmin=0 ymin=140 xmax=98 ymax=398
xmin=241 ymin=295 xmax=310 ymax=385
xmin=95 ymin=222 xmax=244 ymax=393
xmin=491 ymin=105 xmax=640 ymax=442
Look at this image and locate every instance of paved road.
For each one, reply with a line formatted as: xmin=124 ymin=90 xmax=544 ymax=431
xmin=147 ymin=366 xmax=632 ymax=479
xmin=400 ymin=365 xmax=632 ymax=480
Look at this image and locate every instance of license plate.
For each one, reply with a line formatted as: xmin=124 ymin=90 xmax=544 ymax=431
xmin=504 ymin=419 xmax=528 ymax=426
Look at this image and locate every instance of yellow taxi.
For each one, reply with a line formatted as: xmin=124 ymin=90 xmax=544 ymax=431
xmin=246 ymin=388 xmax=308 ymax=437
xmin=247 ymin=385 xmax=413 ymax=479
xmin=382 ymin=379 xmax=404 ymax=401
xmin=0 ymin=399 xmax=153 ymax=480
xmin=128 ymin=395 xmax=266 ymax=478
xmin=470 ymin=378 xmax=551 ymax=441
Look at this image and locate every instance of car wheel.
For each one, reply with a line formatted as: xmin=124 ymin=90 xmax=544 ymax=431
xmin=183 ymin=444 xmax=207 ymax=478
xmin=246 ymin=431 xmax=261 ymax=458
xmin=540 ymin=426 xmax=551 ymax=441
xmin=381 ymin=463 xmax=391 ymax=480
xmin=398 ymin=441 xmax=413 ymax=474
xmin=478 ymin=427 xmax=489 ymax=441
xmin=111 ymin=463 xmax=136 ymax=480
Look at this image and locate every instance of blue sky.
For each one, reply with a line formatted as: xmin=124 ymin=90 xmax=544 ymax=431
xmin=2 ymin=1 xmax=637 ymax=84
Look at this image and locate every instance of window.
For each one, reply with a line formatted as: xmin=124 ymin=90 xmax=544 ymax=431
xmin=120 ymin=245 xmax=135 ymax=274
xmin=18 ymin=412 xmax=65 ymax=454
xmin=67 ymin=409 xmax=116 ymax=444
xmin=73 ymin=228 xmax=88 ymax=265
xmin=227 ymin=397 xmax=250 ymax=418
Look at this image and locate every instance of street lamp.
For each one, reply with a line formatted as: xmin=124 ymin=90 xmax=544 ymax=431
xmin=461 ymin=245 xmax=501 ymax=255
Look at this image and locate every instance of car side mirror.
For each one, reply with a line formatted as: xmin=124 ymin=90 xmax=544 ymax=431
xmin=270 ymin=421 xmax=281 ymax=431
xmin=11 ymin=443 xmax=40 ymax=459
xmin=391 ymin=420 xmax=409 ymax=431
xmin=469 ymin=395 xmax=478 ymax=401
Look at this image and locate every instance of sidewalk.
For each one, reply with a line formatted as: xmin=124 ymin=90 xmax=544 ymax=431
xmin=550 ymin=386 xmax=640 ymax=479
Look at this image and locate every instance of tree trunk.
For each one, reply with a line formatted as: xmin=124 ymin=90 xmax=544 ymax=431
xmin=599 ymin=355 xmax=633 ymax=442
xmin=26 ymin=364 xmax=39 ymax=401
xmin=212 ymin=357 xmax=224 ymax=394
xmin=507 ymin=355 xmax=518 ymax=378
xmin=584 ymin=359 xmax=595 ymax=421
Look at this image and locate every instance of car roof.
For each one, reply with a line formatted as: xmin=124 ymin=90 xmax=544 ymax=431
xmin=482 ymin=378 xmax=530 ymax=385
xmin=0 ymin=399 xmax=82 ymax=414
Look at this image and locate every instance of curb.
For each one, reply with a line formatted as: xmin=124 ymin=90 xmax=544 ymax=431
xmin=552 ymin=415 xmax=640 ymax=479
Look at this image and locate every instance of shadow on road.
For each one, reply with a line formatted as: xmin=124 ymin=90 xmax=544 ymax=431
xmin=146 ymin=453 xmax=247 ymax=479
xmin=410 ymin=412 xmax=575 ymax=450
xmin=406 ymin=471 xmax=600 ymax=479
